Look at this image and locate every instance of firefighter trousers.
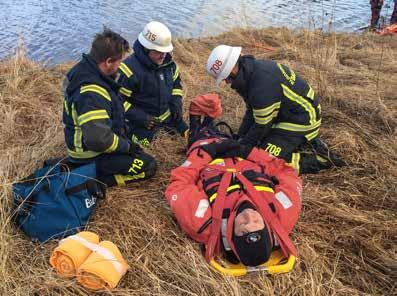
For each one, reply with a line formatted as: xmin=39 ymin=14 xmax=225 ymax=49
xmin=258 ymin=131 xmax=325 ymax=175
xmin=70 ymin=150 xmax=157 ymax=187
xmin=370 ymin=0 xmax=397 ymax=26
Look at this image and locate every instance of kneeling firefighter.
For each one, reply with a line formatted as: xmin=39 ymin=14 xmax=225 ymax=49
xmin=165 ymin=94 xmax=301 ymax=272
xmin=206 ymin=45 xmax=347 ymax=175
xmin=63 ymin=28 xmax=157 ymax=187
xmin=117 ymin=21 xmax=189 ymax=146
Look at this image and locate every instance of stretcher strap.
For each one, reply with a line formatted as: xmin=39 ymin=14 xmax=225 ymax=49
xmin=205 ymin=172 xmax=232 ymax=262
xmin=60 ymin=235 xmax=126 ymax=276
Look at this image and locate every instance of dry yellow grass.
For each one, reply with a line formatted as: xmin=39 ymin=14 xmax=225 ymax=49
xmin=0 ymin=28 xmax=396 ymax=295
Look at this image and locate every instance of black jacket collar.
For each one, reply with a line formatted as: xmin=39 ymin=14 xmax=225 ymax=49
xmin=230 ymin=55 xmax=256 ymax=98
xmin=65 ymin=53 xmax=120 ymax=96
xmin=133 ymin=40 xmax=173 ymax=70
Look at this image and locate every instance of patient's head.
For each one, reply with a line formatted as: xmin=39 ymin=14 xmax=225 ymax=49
xmin=232 ymin=202 xmax=272 ymax=266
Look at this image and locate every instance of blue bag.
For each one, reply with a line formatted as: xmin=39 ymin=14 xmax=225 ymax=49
xmin=12 ymin=159 xmax=105 ymax=242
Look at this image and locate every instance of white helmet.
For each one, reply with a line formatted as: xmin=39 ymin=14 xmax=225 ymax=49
xmin=206 ymin=45 xmax=242 ymax=84
xmin=138 ymin=21 xmax=173 ymax=53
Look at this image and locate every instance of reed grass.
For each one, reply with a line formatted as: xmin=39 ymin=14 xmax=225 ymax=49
xmin=0 ymin=28 xmax=396 ymax=295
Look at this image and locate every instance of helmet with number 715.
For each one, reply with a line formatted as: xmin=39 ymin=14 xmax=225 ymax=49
xmin=206 ymin=45 xmax=242 ymax=85
xmin=138 ymin=21 xmax=173 ymax=53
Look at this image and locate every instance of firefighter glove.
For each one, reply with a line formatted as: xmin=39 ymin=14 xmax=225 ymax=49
xmin=200 ymin=139 xmax=241 ymax=159
xmin=170 ymin=105 xmax=183 ymax=122
xmin=144 ymin=115 xmax=160 ymax=130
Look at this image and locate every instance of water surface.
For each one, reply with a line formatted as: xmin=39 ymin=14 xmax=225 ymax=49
xmin=1 ymin=0 xmax=394 ymax=63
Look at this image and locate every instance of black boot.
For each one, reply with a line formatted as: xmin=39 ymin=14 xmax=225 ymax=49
xmin=310 ymin=138 xmax=347 ymax=167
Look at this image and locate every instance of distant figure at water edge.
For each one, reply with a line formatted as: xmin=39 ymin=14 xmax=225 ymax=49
xmin=63 ymin=28 xmax=156 ymax=187
xmin=206 ymin=45 xmax=346 ymax=175
xmin=117 ymin=21 xmax=189 ymax=147
xmin=370 ymin=0 xmax=397 ymax=29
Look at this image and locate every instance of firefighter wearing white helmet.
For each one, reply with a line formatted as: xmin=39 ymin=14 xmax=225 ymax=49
xmin=138 ymin=21 xmax=173 ymax=53
xmin=205 ymin=45 xmax=346 ymax=175
xmin=117 ymin=21 xmax=188 ymax=147
xmin=206 ymin=45 xmax=241 ymax=85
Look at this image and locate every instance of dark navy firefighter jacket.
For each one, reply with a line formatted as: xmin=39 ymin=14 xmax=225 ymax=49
xmin=117 ymin=40 xmax=184 ymax=127
xmin=63 ymin=54 xmax=130 ymax=160
xmin=231 ymin=55 xmax=321 ymax=146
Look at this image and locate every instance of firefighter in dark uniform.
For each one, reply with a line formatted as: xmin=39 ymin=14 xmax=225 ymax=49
xmin=63 ymin=28 xmax=157 ymax=187
xmin=370 ymin=0 xmax=397 ymax=29
xmin=206 ymin=45 xmax=345 ymax=175
xmin=117 ymin=21 xmax=189 ymax=147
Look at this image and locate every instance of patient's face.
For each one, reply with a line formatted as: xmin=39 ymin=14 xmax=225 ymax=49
xmin=234 ymin=208 xmax=265 ymax=236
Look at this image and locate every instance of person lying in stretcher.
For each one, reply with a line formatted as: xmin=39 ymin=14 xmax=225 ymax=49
xmin=164 ymin=94 xmax=302 ymax=275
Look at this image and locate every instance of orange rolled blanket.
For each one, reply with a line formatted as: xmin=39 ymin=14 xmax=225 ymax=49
xmin=76 ymin=241 xmax=129 ymax=290
xmin=50 ymin=231 xmax=100 ymax=277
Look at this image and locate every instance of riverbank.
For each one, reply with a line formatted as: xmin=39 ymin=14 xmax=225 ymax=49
xmin=1 ymin=28 xmax=396 ymax=295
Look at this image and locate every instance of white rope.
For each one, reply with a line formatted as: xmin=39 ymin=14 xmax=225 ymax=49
xmin=60 ymin=235 xmax=126 ymax=276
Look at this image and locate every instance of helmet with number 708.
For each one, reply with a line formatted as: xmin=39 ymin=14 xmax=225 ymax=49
xmin=206 ymin=45 xmax=242 ymax=85
xmin=138 ymin=21 xmax=173 ymax=53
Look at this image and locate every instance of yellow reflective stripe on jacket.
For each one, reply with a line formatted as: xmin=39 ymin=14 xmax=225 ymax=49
xmin=80 ymin=84 xmax=111 ymax=102
xmin=158 ymin=109 xmax=171 ymax=122
xmin=273 ymin=119 xmax=321 ymax=132
xmin=172 ymin=88 xmax=183 ymax=97
xmin=307 ymin=85 xmax=315 ymax=100
xmin=71 ymin=104 xmax=83 ymax=152
xmin=254 ymin=186 xmax=275 ymax=193
xmin=209 ymin=184 xmax=241 ymax=203
xmin=281 ymin=84 xmax=317 ymax=125
xmin=253 ymin=102 xmax=281 ymax=125
xmin=77 ymin=109 xmax=109 ymax=126
xmin=105 ymin=134 xmax=119 ymax=153
xmin=119 ymin=62 xmax=133 ymax=78
xmin=120 ymin=86 xmax=132 ymax=97
xmin=277 ymin=63 xmax=296 ymax=85
xmin=64 ymin=99 xmax=70 ymax=115
xmin=68 ymin=149 xmax=102 ymax=159
xmin=253 ymin=102 xmax=281 ymax=116
xmin=254 ymin=111 xmax=278 ymax=125
xmin=173 ymin=65 xmax=180 ymax=81
xmin=123 ymin=101 xmax=132 ymax=112
xmin=305 ymin=128 xmax=319 ymax=141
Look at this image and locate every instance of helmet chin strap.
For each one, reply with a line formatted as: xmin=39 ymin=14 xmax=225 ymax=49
xmin=205 ymin=170 xmax=232 ymax=263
